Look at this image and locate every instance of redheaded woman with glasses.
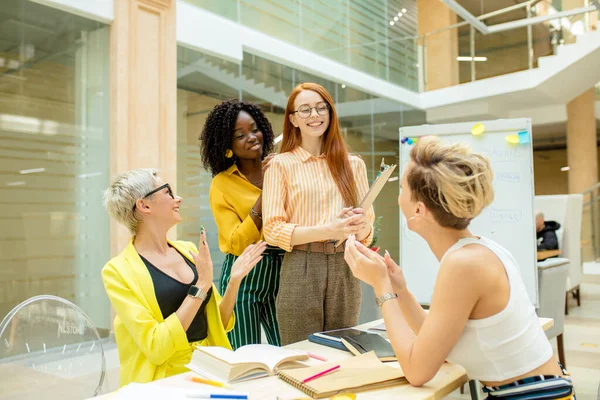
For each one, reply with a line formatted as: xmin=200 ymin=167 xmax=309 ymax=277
xmin=101 ymin=168 xmax=266 ymax=386
xmin=262 ymin=83 xmax=375 ymax=345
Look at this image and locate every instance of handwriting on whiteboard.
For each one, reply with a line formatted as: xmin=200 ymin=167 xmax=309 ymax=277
xmin=496 ymin=172 xmax=521 ymax=183
xmin=490 ymin=209 xmax=522 ymax=223
xmin=492 ymin=148 xmax=520 ymax=159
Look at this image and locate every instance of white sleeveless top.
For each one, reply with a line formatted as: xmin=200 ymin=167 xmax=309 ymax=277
xmin=444 ymin=237 xmax=553 ymax=382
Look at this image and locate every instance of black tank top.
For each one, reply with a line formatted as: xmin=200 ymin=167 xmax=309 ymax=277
xmin=139 ymin=247 xmax=213 ymax=343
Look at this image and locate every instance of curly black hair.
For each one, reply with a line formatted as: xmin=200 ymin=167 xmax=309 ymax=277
xmin=200 ymin=99 xmax=275 ymax=177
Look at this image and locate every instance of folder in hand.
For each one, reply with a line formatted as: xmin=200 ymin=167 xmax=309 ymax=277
xmin=335 ymin=158 xmax=397 ymax=247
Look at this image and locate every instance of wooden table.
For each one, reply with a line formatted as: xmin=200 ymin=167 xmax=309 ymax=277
xmin=537 ymin=249 xmax=561 ymax=261
xmin=95 ymin=317 xmax=554 ymax=400
xmin=96 ymin=319 xmax=468 ymax=400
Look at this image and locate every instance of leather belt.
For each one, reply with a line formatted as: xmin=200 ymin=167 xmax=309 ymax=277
xmin=293 ymin=241 xmax=345 ymax=254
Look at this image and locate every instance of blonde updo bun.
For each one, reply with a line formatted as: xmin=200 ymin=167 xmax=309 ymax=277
xmin=408 ymin=136 xmax=494 ymax=229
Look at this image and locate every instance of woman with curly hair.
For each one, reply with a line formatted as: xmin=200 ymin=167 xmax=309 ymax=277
xmin=262 ymin=83 xmax=375 ymax=345
xmin=200 ymin=99 xmax=283 ymax=349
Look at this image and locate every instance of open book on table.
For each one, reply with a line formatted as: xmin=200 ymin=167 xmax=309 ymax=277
xmin=186 ymin=344 xmax=309 ymax=383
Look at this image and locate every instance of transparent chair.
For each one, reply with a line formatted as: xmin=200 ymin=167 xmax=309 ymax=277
xmin=0 ymin=295 xmax=107 ymax=400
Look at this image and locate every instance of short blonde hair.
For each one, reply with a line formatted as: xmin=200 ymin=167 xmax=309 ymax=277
xmin=408 ymin=137 xmax=494 ymax=229
xmin=104 ymin=168 xmax=161 ymax=233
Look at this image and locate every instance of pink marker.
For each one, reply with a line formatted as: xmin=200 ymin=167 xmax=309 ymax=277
xmin=307 ymin=352 xmax=327 ymax=362
xmin=302 ymin=365 xmax=340 ymax=383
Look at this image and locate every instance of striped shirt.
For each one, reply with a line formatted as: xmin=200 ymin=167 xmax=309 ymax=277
xmin=263 ymin=146 xmax=375 ymax=252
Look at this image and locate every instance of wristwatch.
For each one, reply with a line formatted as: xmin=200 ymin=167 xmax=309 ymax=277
xmin=187 ymin=285 xmax=208 ymax=301
xmin=375 ymin=292 xmax=398 ymax=307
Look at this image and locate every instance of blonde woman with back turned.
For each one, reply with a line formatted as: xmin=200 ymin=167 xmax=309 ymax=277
xmin=101 ymin=168 xmax=266 ymax=386
xmin=344 ymin=137 xmax=575 ymax=399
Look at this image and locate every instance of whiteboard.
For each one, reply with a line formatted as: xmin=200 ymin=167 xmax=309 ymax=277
xmin=398 ymin=119 xmax=538 ymax=306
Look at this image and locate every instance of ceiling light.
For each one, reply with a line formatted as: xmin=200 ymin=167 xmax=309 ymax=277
xmin=389 ymin=21 xmax=395 ymax=25
xmin=397 ymin=12 xmax=402 ymax=17
xmin=19 ymin=167 xmax=45 ymax=174
xmin=6 ymin=181 xmax=26 ymax=186
xmin=560 ymin=166 xmax=570 ymax=172
xmin=456 ymin=56 xmax=488 ymax=62
xmin=394 ymin=16 xmax=399 ymax=21
xmin=402 ymin=8 xmax=407 ymax=13
xmin=274 ymin=134 xmax=283 ymax=144
xmin=341 ymin=84 xmax=346 ymax=88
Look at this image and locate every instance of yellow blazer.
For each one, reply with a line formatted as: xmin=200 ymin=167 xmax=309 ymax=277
xmin=101 ymin=238 xmax=234 ymax=386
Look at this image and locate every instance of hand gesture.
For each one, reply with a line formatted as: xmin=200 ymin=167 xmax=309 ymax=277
xmin=189 ymin=227 xmax=213 ymax=292
xmin=327 ymin=207 xmax=365 ymax=241
xmin=230 ymin=241 xmax=269 ymax=283
xmin=262 ymin=153 xmax=277 ymax=174
xmin=343 ymin=234 xmax=389 ymax=291
xmin=384 ymin=251 xmax=407 ymax=293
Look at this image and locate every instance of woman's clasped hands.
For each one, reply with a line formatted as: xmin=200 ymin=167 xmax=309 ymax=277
xmin=326 ymin=207 xmax=370 ymax=241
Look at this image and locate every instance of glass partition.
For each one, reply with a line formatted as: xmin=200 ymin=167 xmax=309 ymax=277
xmin=0 ymin=0 xmax=110 ymax=331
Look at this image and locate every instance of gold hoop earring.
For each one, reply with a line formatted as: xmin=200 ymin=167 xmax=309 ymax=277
xmin=225 ymin=149 xmax=233 ymax=158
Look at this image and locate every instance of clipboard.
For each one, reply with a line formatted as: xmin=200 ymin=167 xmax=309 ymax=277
xmin=335 ymin=159 xmax=397 ymax=247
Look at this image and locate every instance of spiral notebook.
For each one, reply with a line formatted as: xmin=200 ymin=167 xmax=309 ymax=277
xmin=277 ymin=352 xmax=406 ymax=399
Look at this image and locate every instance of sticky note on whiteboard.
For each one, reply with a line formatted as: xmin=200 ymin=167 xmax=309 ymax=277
xmin=518 ymin=131 xmax=530 ymax=144
xmin=471 ymin=123 xmax=485 ymax=136
xmin=505 ymin=134 xmax=519 ymax=144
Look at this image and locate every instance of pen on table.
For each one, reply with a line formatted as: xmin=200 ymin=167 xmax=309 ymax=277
xmin=307 ymin=352 xmax=327 ymax=362
xmin=185 ymin=393 xmax=248 ymax=399
xmin=302 ymin=365 xmax=340 ymax=383
xmin=190 ymin=376 xmax=229 ymax=388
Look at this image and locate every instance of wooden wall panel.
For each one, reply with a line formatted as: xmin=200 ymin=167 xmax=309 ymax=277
xmin=110 ymin=0 xmax=177 ymax=254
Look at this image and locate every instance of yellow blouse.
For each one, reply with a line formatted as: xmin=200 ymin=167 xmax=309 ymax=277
xmin=101 ymin=238 xmax=234 ymax=386
xmin=209 ymin=164 xmax=262 ymax=256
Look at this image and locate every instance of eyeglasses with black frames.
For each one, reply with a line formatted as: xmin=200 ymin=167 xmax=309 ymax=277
xmin=133 ymin=183 xmax=174 ymax=210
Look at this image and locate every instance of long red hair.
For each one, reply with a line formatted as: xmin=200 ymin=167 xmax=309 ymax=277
xmin=281 ymin=83 xmax=358 ymax=207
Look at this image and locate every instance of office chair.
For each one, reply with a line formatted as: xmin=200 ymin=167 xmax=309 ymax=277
xmin=0 ymin=295 xmax=107 ymax=399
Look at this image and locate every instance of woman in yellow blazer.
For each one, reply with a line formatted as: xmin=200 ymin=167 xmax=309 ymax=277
xmin=102 ymin=168 xmax=267 ymax=386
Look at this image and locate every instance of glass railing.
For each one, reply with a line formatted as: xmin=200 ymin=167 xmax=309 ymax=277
xmin=581 ymin=183 xmax=600 ymax=263
xmin=182 ymin=0 xmax=420 ymax=91
xmin=184 ymin=0 xmax=597 ymax=92
xmin=420 ymin=0 xmax=598 ymax=90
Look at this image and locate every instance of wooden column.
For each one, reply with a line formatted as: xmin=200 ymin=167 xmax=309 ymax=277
xmin=110 ymin=0 xmax=177 ymax=256
xmin=417 ymin=0 xmax=459 ymax=90
xmin=566 ymin=88 xmax=598 ymax=194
